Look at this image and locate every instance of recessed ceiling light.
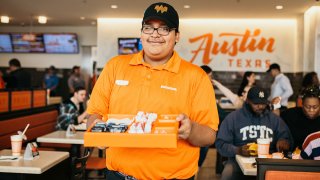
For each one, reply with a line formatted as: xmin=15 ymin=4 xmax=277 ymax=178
xmin=111 ymin=5 xmax=118 ymax=9
xmin=184 ymin=5 xmax=191 ymax=9
xmin=1 ymin=16 xmax=9 ymax=23
xmin=275 ymin=5 xmax=283 ymax=10
xmin=80 ymin=17 xmax=85 ymax=20
xmin=38 ymin=16 xmax=47 ymax=24
xmin=91 ymin=21 xmax=96 ymax=25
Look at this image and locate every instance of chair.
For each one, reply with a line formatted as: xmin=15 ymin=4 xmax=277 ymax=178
xmin=85 ymin=148 xmax=106 ymax=179
xmin=71 ymin=149 xmax=90 ymax=180
xmin=256 ymin=158 xmax=320 ymax=180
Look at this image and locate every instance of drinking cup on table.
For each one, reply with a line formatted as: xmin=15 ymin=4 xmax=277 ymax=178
xmin=257 ymin=138 xmax=270 ymax=158
xmin=11 ymin=135 xmax=23 ymax=156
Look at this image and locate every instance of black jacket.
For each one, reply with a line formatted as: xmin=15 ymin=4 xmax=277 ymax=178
xmin=3 ymin=68 xmax=31 ymax=89
xmin=281 ymin=107 xmax=320 ymax=149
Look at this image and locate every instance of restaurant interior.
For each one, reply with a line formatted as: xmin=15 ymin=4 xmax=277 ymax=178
xmin=1 ymin=0 xmax=320 ymax=180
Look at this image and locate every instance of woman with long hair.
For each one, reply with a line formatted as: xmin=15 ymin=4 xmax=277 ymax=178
xmin=237 ymin=71 xmax=255 ymax=96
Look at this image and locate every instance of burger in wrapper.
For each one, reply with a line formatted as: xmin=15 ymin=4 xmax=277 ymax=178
xmin=247 ymin=142 xmax=258 ymax=156
xmin=292 ymin=147 xmax=301 ymax=159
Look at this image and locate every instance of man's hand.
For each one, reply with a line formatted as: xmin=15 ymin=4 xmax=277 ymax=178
xmin=237 ymin=144 xmax=252 ymax=157
xmin=276 ymin=139 xmax=290 ymax=152
xmin=177 ymin=114 xmax=193 ymax=140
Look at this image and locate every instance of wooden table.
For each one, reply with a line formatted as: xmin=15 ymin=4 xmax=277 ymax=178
xmin=219 ymin=102 xmax=237 ymax=111
xmin=47 ymin=97 xmax=62 ymax=105
xmin=0 ymin=150 xmax=69 ymax=174
xmin=236 ymin=155 xmax=257 ymax=176
xmin=0 ymin=149 xmax=69 ymax=180
xmin=37 ymin=130 xmax=84 ymax=157
xmin=37 ymin=130 xmax=84 ymax=145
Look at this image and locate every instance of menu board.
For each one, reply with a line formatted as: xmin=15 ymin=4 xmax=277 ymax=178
xmin=43 ymin=33 xmax=79 ymax=53
xmin=118 ymin=38 xmax=142 ymax=55
xmin=11 ymin=33 xmax=45 ymax=53
xmin=0 ymin=34 xmax=13 ymax=53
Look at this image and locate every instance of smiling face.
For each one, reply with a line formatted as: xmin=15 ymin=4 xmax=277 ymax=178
xmin=141 ymin=19 xmax=180 ymax=66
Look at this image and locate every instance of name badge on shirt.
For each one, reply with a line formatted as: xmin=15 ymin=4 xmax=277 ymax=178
xmin=160 ymin=85 xmax=177 ymax=91
xmin=115 ymin=80 xmax=129 ymax=86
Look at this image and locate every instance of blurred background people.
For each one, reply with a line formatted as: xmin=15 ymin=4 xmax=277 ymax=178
xmin=43 ymin=65 xmax=59 ymax=96
xmin=296 ymin=72 xmax=320 ymax=107
xmin=213 ymin=79 xmax=250 ymax=109
xmin=2 ymin=58 xmax=31 ymax=89
xmin=56 ymin=86 xmax=87 ymax=130
xmin=281 ymin=85 xmax=320 ymax=150
xmin=237 ymin=71 xmax=255 ymax=97
xmin=68 ymin=65 xmax=85 ymax=94
xmin=267 ymin=63 xmax=293 ymax=112
xmin=302 ymin=72 xmax=320 ymax=89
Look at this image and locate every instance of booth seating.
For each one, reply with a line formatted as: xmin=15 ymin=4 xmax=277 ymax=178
xmin=256 ymin=158 xmax=320 ymax=180
xmin=0 ymin=107 xmax=58 ymax=150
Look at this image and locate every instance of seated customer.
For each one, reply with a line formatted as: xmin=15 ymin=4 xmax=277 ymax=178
xmin=281 ymin=85 xmax=320 ymax=150
xmin=215 ymin=87 xmax=293 ymax=180
xmin=56 ymin=86 xmax=87 ymax=130
xmin=300 ymin=131 xmax=320 ymax=160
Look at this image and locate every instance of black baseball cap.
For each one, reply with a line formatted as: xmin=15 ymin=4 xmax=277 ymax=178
xmin=266 ymin=63 xmax=280 ymax=72
xmin=247 ymin=87 xmax=269 ymax=104
xmin=142 ymin=2 xmax=179 ymax=30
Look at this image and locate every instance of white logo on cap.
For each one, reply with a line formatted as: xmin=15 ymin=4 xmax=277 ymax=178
xmin=259 ymin=91 xmax=264 ymax=98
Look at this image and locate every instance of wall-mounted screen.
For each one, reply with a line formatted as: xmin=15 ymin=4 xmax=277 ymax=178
xmin=0 ymin=34 xmax=13 ymax=53
xmin=43 ymin=33 xmax=79 ymax=53
xmin=11 ymin=33 xmax=45 ymax=53
xmin=118 ymin=38 xmax=142 ymax=55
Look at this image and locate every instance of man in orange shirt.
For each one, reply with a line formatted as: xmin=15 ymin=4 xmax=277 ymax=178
xmin=86 ymin=2 xmax=219 ymax=179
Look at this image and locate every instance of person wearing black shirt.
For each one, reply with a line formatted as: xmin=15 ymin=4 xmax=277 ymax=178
xmin=2 ymin=58 xmax=31 ymax=89
xmin=281 ymin=85 xmax=320 ymax=150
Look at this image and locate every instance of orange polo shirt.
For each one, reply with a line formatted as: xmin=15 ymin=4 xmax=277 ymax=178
xmin=87 ymin=51 xmax=219 ymax=179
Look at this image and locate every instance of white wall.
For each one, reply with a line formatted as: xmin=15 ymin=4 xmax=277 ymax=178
xmin=97 ymin=18 xmax=299 ymax=72
xmin=0 ymin=26 xmax=97 ymax=69
xmin=303 ymin=7 xmax=320 ymax=76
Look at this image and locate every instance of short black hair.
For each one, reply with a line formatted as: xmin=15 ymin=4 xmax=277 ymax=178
xmin=267 ymin=63 xmax=281 ymax=72
xmin=9 ymin=58 xmax=21 ymax=67
xmin=200 ymin=65 xmax=212 ymax=74
xmin=74 ymin=86 xmax=86 ymax=93
xmin=72 ymin=66 xmax=80 ymax=73
xmin=49 ymin=65 xmax=56 ymax=71
xmin=302 ymin=72 xmax=317 ymax=88
xmin=301 ymin=85 xmax=320 ymax=101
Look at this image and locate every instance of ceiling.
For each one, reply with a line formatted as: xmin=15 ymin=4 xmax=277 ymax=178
xmin=1 ymin=0 xmax=319 ymax=26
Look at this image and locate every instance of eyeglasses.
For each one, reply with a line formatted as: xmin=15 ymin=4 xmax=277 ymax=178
xmin=141 ymin=26 xmax=175 ymax=36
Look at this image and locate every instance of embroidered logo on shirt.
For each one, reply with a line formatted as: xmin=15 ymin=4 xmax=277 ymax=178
xmin=160 ymin=85 xmax=177 ymax=91
xmin=115 ymin=80 xmax=129 ymax=86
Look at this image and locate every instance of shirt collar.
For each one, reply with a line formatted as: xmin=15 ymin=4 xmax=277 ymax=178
xmin=129 ymin=50 xmax=181 ymax=73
